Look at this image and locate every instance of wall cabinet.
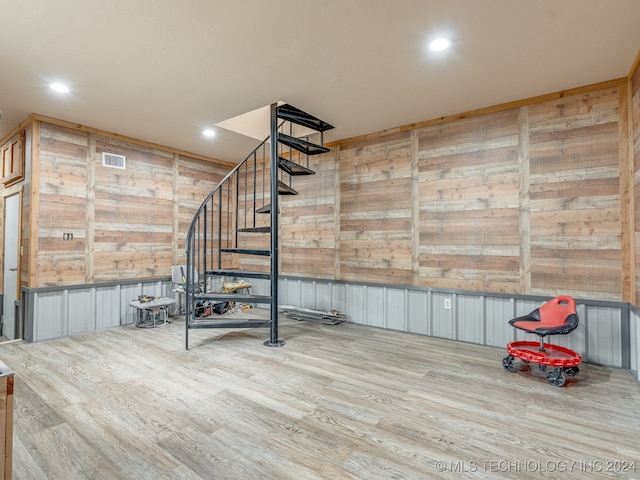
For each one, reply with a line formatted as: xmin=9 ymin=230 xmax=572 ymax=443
xmin=1 ymin=130 xmax=25 ymax=186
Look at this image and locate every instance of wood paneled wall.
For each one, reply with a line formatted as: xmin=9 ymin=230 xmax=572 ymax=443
xmin=633 ymin=59 xmax=640 ymax=303
xmin=528 ymin=88 xmax=622 ymax=299
xmin=282 ymin=80 xmax=630 ymax=302
xmin=281 ymin=151 xmax=339 ymax=278
xmin=34 ymin=121 xmax=228 ymax=287
xmin=339 ymin=132 xmax=413 ymax=284
xmin=417 ymin=109 xmax=520 ymax=292
xmin=5 ymin=73 xmax=638 ymax=303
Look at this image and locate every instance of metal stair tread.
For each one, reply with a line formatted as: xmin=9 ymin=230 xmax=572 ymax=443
xmin=196 ymin=292 xmax=272 ymax=303
xmin=278 ymin=157 xmax=315 ymax=176
xmin=188 ymin=318 xmax=272 ymax=329
xmin=220 ymin=248 xmax=270 ymax=256
xmin=236 ymin=226 xmax=271 ymax=233
xmin=256 ymin=204 xmax=276 ymax=214
xmin=276 ymin=104 xmax=334 ymax=132
xmin=206 ymin=269 xmax=271 ymax=279
xmin=278 ymin=133 xmax=329 ymax=156
xmin=278 ymin=180 xmax=298 ymax=195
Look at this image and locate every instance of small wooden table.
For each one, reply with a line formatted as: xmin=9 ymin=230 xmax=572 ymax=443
xmin=129 ymin=298 xmax=176 ymax=328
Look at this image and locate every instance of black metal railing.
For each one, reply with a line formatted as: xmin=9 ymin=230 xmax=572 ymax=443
xmin=184 ymin=135 xmax=271 ymax=320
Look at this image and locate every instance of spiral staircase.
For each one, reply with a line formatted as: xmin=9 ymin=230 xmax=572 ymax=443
xmin=184 ymin=103 xmax=333 ymax=349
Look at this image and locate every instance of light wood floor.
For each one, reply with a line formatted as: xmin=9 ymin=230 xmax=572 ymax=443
xmin=1 ymin=312 xmax=639 ymax=479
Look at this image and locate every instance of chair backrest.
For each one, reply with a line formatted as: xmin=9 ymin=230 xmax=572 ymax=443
xmin=537 ymin=295 xmax=579 ymax=334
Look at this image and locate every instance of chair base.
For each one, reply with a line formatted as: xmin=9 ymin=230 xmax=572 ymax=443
xmin=503 ymin=340 xmax=582 ymax=387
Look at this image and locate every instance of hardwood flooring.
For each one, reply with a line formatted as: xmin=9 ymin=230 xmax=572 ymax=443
xmin=1 ymin=312 xmax=639 ymax=479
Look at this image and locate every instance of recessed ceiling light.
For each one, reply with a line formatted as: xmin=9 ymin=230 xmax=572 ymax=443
xmin=50 ymin=82 xmax=70 ymax=93
xmin=203 ymin=129 xmax=216 ymax=137
xmin=429 ymin=38 xmax=451 ymax=52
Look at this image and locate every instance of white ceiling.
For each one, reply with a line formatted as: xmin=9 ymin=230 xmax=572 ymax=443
xmin=1 ymin=0 xmax=639 ymax=163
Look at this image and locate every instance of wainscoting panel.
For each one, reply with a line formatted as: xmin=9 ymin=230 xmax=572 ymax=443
xmin=96 ymin=285 xmax=121 ymax=330
xmin=431 ymin=292 xmax=454 ymax=340
xmin=365 ymin=286 xmax=386 ymax=328
xmin=120 ymin=284 xmax=140 ymax=326
xmin=406 ymin=289 xmax=430 ymax=335
xmin=484 ymin=297 xmax=515 ymax=348
xmin=457 ymin=294 xmax=484 ymax=345
xmin=586 ymin=305 xmax=623 ymax=367
xmin=385 ymin=288 xmax=406 ymax=331
xmin=21 ymin=276 xmax=636 ymax=374
xmin=314 ymin=282 xmax=332 ymax=311
xmin=67 ymin=288 xmax=96 ymax=335
xmin=25 ymin=279 xmax=171 ymax=342
xmin=631 ymin=307 xmax=639 ymax=379
xmin=344 ymin=284 xmax=366 ymax=325
xmin=279 ymin=276 xmax=632 ymax=370
xmin=32 ymin=290 xmax=65 ymax=341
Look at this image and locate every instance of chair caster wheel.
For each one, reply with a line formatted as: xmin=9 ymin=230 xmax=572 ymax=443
xmin=563 ymin=366 xmax=579 ymax=377
xmin=502 ymin=356 xmax=515 ymax=372
xmin=546 ymin=368 xmax=566 ymax=387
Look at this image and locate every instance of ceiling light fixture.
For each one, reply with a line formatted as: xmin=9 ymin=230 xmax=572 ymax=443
xmin=50 ymin=82 xmax=70 ymax=93
xmin=203 ymin=129 xmax=216 ymax=137
xmin=429 ymin=38 xmax=451 ymax=52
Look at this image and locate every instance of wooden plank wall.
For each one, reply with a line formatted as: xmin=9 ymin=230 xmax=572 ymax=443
xmin=281 ymin=82 xmax=629 ymax=302
xmin=633 ymin=60 xmax=640 ymax=303
xmin=281 ymin=148 xmax=339 ymax=278
xmin=38 ymin=123 xmax=89 ymax=286
xmin=417 ymin=109 xmax=520 ymax=292
xmin=93 ymin=136 xmax=175 ymax=282
xmin=528 ymin=88 xmax=621 ymax=300
xmin=339 ymin=132 xmax=413 ymax=284
xmin=12 ymin=78 xmax=636 ymax=301
xmin=35 ymin=121 xmax=227 ymax=287
xmin=175 ymin=152 xmax=229 ymax=269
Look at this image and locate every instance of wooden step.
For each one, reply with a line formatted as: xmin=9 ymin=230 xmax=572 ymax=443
xmin=220 ymin=248 xmax=270 ymax=256
xmin=188 ymin=318 xmax=271 ymax=329
xmin=278 ymin=180 xmax=298 ymax=195
xmin=206 ymin=269 xmax=271 ymax=280
xmin=278 ymin=134 xmax=329 ymax=156
xmin=276 ymin=104 xmax=334 ymax=132
xmin=278 ymin=157 xmax=315 ymax=176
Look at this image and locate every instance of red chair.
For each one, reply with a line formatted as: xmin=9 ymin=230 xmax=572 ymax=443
xmin=503 ymin=295 xmax=582 ymax=387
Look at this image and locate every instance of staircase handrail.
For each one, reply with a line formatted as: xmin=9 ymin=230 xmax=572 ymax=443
xmin=185 ymin=134 xmax=270 ymax=253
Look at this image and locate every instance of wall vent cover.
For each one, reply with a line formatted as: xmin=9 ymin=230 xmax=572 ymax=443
xmin=102 ymin=152 xmax=126 ymax=169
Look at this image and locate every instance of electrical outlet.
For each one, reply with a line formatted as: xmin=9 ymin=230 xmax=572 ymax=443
xmin=444 ymin=298 xmax=452 ymax=310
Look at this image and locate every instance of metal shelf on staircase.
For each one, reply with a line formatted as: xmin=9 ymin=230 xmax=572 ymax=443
xmin=278 ymin=134 xmax=329 ymax=156
xmin=195 ymin=292 xmax=272 ymax=303
xmin=278 ymin=157 xmax=315 ymax=176
xmin=220 ymin=248 xmax=270 ymax=256
xmin=236 ymin=226 xmax=271 ymax=233
xmin=256 ymin=203 xmax=274 ymax=214
xmin=276 ymin=104 xmax=334 ymax=132
xmin=189 ymin=318 xmax=272 ymax=329
xmin=206 ymin=269 xmax=271 ymax=280
xmin=278 ymin=180 xmax=298 ymax=195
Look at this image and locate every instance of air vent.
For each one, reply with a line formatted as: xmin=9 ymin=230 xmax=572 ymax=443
xmin=102 ymin=152 xmax=126 ymax=169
